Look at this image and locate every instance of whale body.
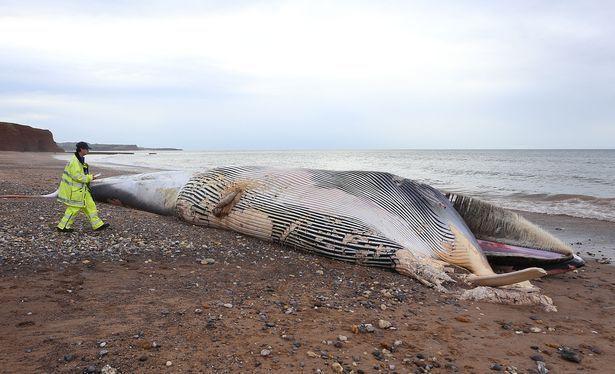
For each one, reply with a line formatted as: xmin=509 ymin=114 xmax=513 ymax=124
xmin=90 ymin=167 xmax=583 ymax=290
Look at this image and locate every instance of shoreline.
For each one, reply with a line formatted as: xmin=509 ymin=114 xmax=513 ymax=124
xmin=1 ymin=151 xmax=614 ymax=373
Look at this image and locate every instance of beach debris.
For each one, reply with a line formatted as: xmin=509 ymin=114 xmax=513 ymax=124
xmin=460 ymin=287 xmax=557 ymax=312
xmin=165 ymin=361 xmax=172 ymax=366
xmin=260 ymin=349 xmax=271 ymax=357
xmin=378 ymin=319 xmax=392 ymax=329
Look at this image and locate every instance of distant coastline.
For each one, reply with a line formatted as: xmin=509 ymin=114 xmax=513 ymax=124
xmin=56 ymin=142 xmax=181 ymax=152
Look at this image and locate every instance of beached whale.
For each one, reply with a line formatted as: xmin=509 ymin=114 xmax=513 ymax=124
xmin=88 ymin=167 xmax=583 ymax=292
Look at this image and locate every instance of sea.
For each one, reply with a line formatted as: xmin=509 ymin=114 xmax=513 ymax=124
xmin=57 ymin=149 xmax=615 ymax=223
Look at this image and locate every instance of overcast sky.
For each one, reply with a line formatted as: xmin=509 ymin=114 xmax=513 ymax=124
xmin=1 ymin=0 xmax=613 ymax=149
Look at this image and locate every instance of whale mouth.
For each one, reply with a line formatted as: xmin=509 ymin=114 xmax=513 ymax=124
xmin=478 ymin=239 xmax=585 ymax=275
xmin=445 ymin=192 xmax=585 ymax=275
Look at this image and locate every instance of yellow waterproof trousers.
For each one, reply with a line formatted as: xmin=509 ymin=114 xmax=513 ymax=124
xmin=57 ymin=191 xmax=104 ymax=230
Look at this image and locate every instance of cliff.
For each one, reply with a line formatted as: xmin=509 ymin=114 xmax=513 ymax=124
xmin=0 ymin=122 xmax=64 ymax=152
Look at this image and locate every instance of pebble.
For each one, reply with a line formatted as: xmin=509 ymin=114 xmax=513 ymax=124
xmin=99 ymin=349 xmax=109 ymax=357
xmin=490 ymin=363 xmax=503 ymax=371
xmin=139 ymin=355 xmax=148 ymax=362
xmin=331 ymin=362 xmax=344 ymax=373
xmin=63 ymin=354 xmax=75 ymax=362
xmin=558 ymin=347 xmax=582 ymax=363
xmin=394 ymin=340 xmax=403 ymax=347
xmin=194 ymin=308 xmax=203 ymax=314
xmin=378 ymin=319 xmax=392 ymax=329
xmin=307 ymin=351 xmax=319 ymax=358
xmin=315 ymin=270 xmax=324 ymax=275
xmin=99 ymin=341 xmax=107 ymax=347
xmin=338 ymin=335 xmax=348 ymax=341
xmin=200 ymin=258 xmax=215 ymax=265
xmin=589 ymin=346 xmax=603 ymax=354
xmin=222 ymin=303 xmax=233 ymax=308
xmin=260 ymin=349 xmax=271 ymax=357
xmin=530 ymin=354 xmax=544 ymax=362
xmin=530 ymin=327 xmax=542 ymax=333
xmin=101 ymin=365 xmax=118 ymax=374
xmin=536 ymin=361 xmax=548 ymax=374
xmin=84 ymin=366 xmax=97 ymax=374
xmin=353 ymin=323 xmax=375 ymax=333
xmin=165 ymin=360 xmax=173 ymax=366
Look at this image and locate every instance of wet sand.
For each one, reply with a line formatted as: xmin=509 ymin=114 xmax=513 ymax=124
xmin=1 ymin=151 xmax=614 ymax=373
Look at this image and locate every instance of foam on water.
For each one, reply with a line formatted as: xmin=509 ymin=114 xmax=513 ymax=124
xmin=55 ymin=149 xmax=615 ymax=222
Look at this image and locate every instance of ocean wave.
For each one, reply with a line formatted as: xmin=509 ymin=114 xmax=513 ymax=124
xmin=485 ymin=194 xmax=615 ymax=223
xmin=509 ymin=192 xmax=615 ymax=204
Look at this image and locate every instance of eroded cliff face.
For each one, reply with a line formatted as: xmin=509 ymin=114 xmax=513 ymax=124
xmin=0 ymin=122 xmax=64 ymax=152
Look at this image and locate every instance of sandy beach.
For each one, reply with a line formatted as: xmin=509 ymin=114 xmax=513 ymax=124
xmin=1 ymin=151 xmax=614 ymax=373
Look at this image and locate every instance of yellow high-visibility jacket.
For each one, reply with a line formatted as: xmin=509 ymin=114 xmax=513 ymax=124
xmin=57 ymin=154 xmax=93 ymax=207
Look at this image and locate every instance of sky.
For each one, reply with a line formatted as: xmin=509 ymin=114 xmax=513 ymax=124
xmin=0 ymin=0 xmax=614 ymax=150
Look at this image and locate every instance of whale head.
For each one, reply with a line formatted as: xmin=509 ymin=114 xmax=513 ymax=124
xmin=445 ymin=193 xmax=585 ymax=274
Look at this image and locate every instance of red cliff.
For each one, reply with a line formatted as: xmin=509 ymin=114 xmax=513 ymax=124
xmin=0 ymin=122 xmax=64 ymax=152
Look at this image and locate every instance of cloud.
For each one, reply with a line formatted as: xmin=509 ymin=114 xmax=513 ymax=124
xmin=0 ymin=1 xmax=614 ymax=149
